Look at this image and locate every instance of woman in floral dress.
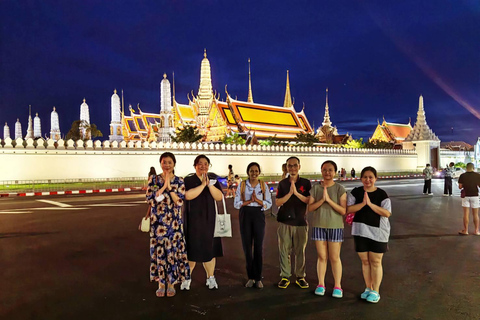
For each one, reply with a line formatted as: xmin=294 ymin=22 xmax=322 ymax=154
xmin=146 ymin=152 xmax=190 ymax=297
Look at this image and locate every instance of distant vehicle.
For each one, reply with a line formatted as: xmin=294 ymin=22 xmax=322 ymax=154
xmin=434 ymin=169 xmax=445 ymax=179
xmin=452 ymin=167 xmax=466 ymax=179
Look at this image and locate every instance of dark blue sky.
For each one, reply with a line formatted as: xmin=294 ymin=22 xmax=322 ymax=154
xmin=1 ymin=1 xmax=479 ymax=143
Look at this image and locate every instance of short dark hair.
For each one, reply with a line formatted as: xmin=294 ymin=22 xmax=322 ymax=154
xmin=321 ymin=160 xmax=337 ymax=172
xmin=193 ymin=154 xmax=210 ymax=166
xmin=286 ymin=156 xmax=300 ymax=164
xmin=449 ymin=162 xmax=454 ymax=167
xmin=228 ymin=164 xmax=233 ymax=169
xmin=361 ymin=166 xmax=377 ymax=178
xmin=426 ymin=164 xmax=430 ymax=167
xmin=246 ymin=162 xmax=261 ymax=174
xmin=160 ymin=152 xmax=176 ymax=165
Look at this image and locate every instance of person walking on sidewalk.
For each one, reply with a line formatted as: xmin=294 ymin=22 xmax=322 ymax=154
xmin=443 ymin=162 xmax=455 ymax=196
xmin=234 ymin=162 xmax=272 ymax=289
xmin=423 ymin=164 xmax=433 ymax=195
xmin=275 ymin=156 xmax=311 ymax=289
xmin=458 ymin=163 xmax=480 ymax=235
xmin=308 ymin=160 xmax=347 ymax=298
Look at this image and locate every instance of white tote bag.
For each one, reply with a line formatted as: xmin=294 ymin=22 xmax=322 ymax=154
xmin=214 ymin=196 xmax=232 ymax=237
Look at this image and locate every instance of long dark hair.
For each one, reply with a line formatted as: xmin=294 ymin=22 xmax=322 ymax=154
xmin=148 ymin=166 xmax=157 ymax=177
xmin=160 ymin=152 xmax=176 ymax=165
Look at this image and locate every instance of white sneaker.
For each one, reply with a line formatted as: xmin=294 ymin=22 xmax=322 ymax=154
xmin=206 ymin=276 xmax=218 ymax=289
xmin=180 ymin=279 xmax=191 ymax=291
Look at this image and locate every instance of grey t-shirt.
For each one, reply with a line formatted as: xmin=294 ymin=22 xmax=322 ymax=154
xmin=309 ymin=182 xmax=346 ymax=229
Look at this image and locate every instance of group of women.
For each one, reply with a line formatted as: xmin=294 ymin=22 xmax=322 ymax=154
xmin=145 ymin=153 xmax=391 ymax=304
xmin=309 ymin=161 xmax=391 ymax=303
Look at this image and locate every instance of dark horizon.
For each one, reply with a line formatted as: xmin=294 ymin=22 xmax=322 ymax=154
xmin=1 ymin=1 xmax=479 ymax=144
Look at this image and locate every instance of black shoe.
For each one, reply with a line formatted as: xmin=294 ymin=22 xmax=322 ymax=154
xmin=278 ymin=278 xmax=290 ymax=289
xmin=296 ymin=278 xmax=309 ymax=289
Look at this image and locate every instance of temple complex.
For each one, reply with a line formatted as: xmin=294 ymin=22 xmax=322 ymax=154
xmin=370 ymin=118 xmax=412 ymax=147
xmin=120 ymin=50 xmax=314 ymax=142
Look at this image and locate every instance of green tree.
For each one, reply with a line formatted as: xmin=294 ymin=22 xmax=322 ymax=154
xmin=343 ymin=138 xmax=365 ymax=149
xmin=65 ymin=120 xmax=103 ymax=141
xmin=259 ymin=135 xmax=288 ymax=146
xmin=170 ymin=124 xmax=204 ymax=143
xmin=295 ymin=132 xmax=319 ymax=147
xmin=364 ymin=139 xmax=394 ymax=149
xmin=222 ymin=132 xmax=246 ymax=145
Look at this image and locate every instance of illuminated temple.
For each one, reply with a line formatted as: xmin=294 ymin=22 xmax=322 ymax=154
xmin=119 ymin=50 xmax=314 ymax=142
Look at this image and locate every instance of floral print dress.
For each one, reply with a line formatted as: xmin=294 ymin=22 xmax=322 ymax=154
xmin=146 ymin=174 xmax=190 ymax=285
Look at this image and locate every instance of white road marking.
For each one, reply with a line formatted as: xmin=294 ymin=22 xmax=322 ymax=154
xmin=37 ymin=199 xmax=72 ymax=207
xmin=85 ymin=204 xmax=137 ymax=207
xmin=31 ymin=207 xmax=87 ymax=210
xmin=0 ymin=211 xmax=33 ymax=214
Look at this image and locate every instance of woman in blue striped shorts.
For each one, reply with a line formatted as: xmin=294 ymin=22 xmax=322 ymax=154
xmin=308 ymin=160 xmax=347 ymax=298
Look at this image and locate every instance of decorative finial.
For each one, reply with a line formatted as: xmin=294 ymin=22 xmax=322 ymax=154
xmin=29 ymin=105 xmax=31 ymax=116
xmin=163 ymin=73 xmax=167 ymax=79
xmin=53 ymin=106 xmax=56 ymax=111
xmin=204 ymin=48 xmax=207 ymax=58
xmin=83 ymin=98 xmax=86 ymax=103
xmin=114 ymin=89 xmax=117 ymax=94
xmin=36 ymin=113 xmax=38 ymax=116
xmin=247 ymin=58 xmax=253 ymax=103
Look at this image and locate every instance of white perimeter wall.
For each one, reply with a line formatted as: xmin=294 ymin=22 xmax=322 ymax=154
xmin=0 ymin=139 xmax=418 ymax=181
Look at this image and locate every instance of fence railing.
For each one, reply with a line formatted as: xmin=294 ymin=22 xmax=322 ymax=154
xmin=0 ymin=177 xmax=147 ymax=193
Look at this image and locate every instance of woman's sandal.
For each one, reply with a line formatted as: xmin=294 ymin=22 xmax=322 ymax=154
xmin=156 ymin=284 xmax=165 ymax=297
xmin=166 ymin=286 xmax=176 ymax=297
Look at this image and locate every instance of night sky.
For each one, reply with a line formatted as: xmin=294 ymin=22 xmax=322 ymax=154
xmin=1 ymin=1 xmax=479 ymax=143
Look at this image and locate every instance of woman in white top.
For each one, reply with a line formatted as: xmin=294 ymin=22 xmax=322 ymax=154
xmin=234 ymin=162 xmax=272 ymax=289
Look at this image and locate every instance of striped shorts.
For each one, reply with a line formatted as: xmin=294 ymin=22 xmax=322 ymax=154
xmin=311 ymin=227 xmax=344 ymax=242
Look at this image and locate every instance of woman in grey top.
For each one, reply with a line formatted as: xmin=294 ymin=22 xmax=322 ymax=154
xmin=308 ymin=160 xmax=347 ymax=298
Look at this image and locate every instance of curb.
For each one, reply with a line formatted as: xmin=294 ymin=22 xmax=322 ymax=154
xmin=0 ymin=187 xmax=144 ymax=198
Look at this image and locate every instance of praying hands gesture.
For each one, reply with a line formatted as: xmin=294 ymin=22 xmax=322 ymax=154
xmin=347 ymin=191 xmax=390 ymax=218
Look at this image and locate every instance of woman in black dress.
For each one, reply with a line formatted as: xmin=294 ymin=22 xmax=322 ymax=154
xmin=181 ymin=155 xmax=224 ymax=290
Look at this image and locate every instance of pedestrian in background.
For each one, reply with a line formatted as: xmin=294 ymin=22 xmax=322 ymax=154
xmin=423 ymin=164 xmax=433 ymax=195
xmin=276 ymin=156 xmax=311 ymax=290
xmin=183 ymin=155 xmax=224 ymax=290
xmin=226 ymin=164 xmax=235 ymax=198
xmin=281 ymin=163 xmax=288 ymax=180
xmin=308 ymin=160 xmax=347 ymax=298
xmin=146 ymin=152 xmax=190 ymax=297
xmin=351 ymin=168 xmax=356 ymax=179
xmin=443 ymin=162 xmax=455 ymax=196
xmin=347 ymin=166 xmax=391 ymax=304
xmin=458 ymin=163 xmax=480 ymax=235
xmin=234 ymin=162 xmax=272 ymax=289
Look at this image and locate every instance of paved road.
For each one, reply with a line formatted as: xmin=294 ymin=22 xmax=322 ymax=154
xmin=1 ymin=179 xmax=479 ymax=320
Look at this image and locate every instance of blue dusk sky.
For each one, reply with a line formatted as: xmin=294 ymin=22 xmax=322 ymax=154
xmin=0 ymin=1 xmax=479 ymax=143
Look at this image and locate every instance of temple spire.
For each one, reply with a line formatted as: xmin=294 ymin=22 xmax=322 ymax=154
xmin=25 ymin=105 xmax=34 ymax=139
xmin=283 ymin=70 xmax=293 ymax=108
xmin=405 ymin=95 xmax=439 ymax=142
xmin=172 ymin=72 xmax=176 ymax=100
xmin=322 ymin=88 xmax=332 ymax=127
xmin=247 ymin=58 xmax=253 ymax=103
